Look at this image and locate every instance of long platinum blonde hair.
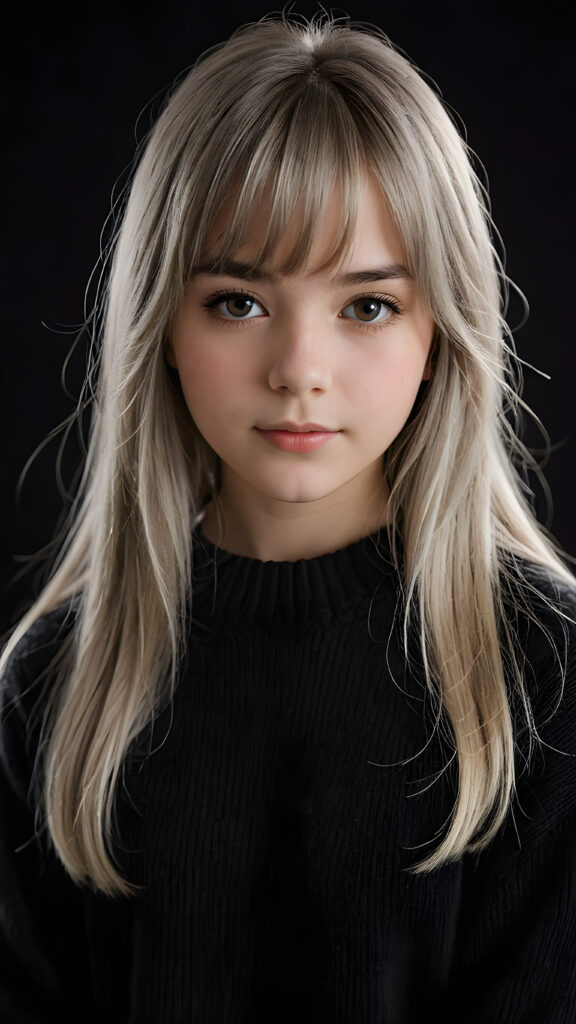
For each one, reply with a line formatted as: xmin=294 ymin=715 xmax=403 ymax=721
xmin=2 ymin=14 xmax=572 ymax=894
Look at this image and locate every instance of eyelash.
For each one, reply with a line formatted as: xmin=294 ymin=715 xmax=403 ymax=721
xmin=343 ymin=292 xmax=403 ymax=330
xmin=202 ymin=288 xmax=404 ymax=331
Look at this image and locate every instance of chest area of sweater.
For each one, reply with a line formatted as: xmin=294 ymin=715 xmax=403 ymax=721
xmin=119 ymin=615 xmax=453 ymax=882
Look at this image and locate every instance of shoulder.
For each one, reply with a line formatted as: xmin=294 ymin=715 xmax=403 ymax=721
xmin=1 ymin=600 xmax=79 ymax=708
xmin=503 ymin=553 xmax=576 ymax=613
xmin=501 ymin=560 xmax=576 ymax=832
xmin=1 ymin=602 xmax=79 ymax=787
xmin=499 ymin=557 xmax=576 ymax=778
xmin=501 ymin=557 xmax=576 ymax=677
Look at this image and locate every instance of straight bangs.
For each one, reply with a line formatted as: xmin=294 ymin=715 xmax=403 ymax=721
xmin=183 ymin=74 xmax=367 ymax=278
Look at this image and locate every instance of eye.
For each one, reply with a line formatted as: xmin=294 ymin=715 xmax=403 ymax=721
xmin=340 ymin=296 xmax=400 ymax=324
xmin=205 ymin=291 xmax=266 ymax=319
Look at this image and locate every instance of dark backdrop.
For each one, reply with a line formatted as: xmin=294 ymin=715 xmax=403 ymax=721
xmin=2 ymin=0 xmax=574 ymax=632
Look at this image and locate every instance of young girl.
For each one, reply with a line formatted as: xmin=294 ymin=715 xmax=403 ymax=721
xmin=1 ymin=13 xmax=575 ymax=1023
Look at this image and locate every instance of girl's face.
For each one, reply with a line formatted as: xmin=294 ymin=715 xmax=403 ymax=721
xmin=168 ymin=175 xmax=434 ymax=556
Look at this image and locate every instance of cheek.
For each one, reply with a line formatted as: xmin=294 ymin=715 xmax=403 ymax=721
xmin=174 ymin=344 xmax=252 ymax=422
xmin=346 ymin=346 xmax=428 ymax=422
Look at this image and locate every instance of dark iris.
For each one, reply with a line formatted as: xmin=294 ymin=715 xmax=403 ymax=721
xmin=225 ymin=296 xmax=254 ymax=317
xmin=354 ymin=299 xmax=382 ymax=321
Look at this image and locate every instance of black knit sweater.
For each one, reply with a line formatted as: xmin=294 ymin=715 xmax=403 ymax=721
xmin=1 ymin=530 xmax=576 ymax=1022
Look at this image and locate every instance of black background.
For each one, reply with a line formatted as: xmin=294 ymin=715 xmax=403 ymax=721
xmin=2 ymin=1 xmax=574 ymax=631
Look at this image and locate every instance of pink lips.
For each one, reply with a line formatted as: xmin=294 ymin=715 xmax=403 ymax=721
xmin=254 ymin=423 xmax=340 ymax=453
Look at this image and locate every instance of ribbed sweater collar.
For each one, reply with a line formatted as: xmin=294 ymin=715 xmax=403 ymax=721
xmin=190 ymin=527 xmax=398 ymax=625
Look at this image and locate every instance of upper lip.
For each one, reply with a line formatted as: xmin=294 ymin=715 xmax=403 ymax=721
xmin=256 ymin=422 xmax=338 ymax=433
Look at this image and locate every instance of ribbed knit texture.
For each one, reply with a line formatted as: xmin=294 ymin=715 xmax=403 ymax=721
xmin=1 ymin=529 xmax=576 ymax=1022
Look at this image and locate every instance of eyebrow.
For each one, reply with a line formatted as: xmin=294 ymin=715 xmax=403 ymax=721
xmin=195 ymin=259 xmax=413 ymax=285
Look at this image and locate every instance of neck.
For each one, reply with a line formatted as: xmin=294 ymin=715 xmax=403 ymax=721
xmin=200 ymin=474 xmax=390 ymax=562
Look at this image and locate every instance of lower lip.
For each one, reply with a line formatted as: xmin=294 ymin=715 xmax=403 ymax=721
xmin=255 ymin=429 xmax=339 ymax=452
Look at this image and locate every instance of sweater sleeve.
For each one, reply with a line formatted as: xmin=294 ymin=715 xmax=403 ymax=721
xmin=444 ymin=572 xmax=576 ymax=1023
xmin=0 ymin=607 xmax=96 ymax=1023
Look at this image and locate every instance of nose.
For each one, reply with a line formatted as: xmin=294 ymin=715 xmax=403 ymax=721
xmin=267 ymin=319 xmax=333 ymax=395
